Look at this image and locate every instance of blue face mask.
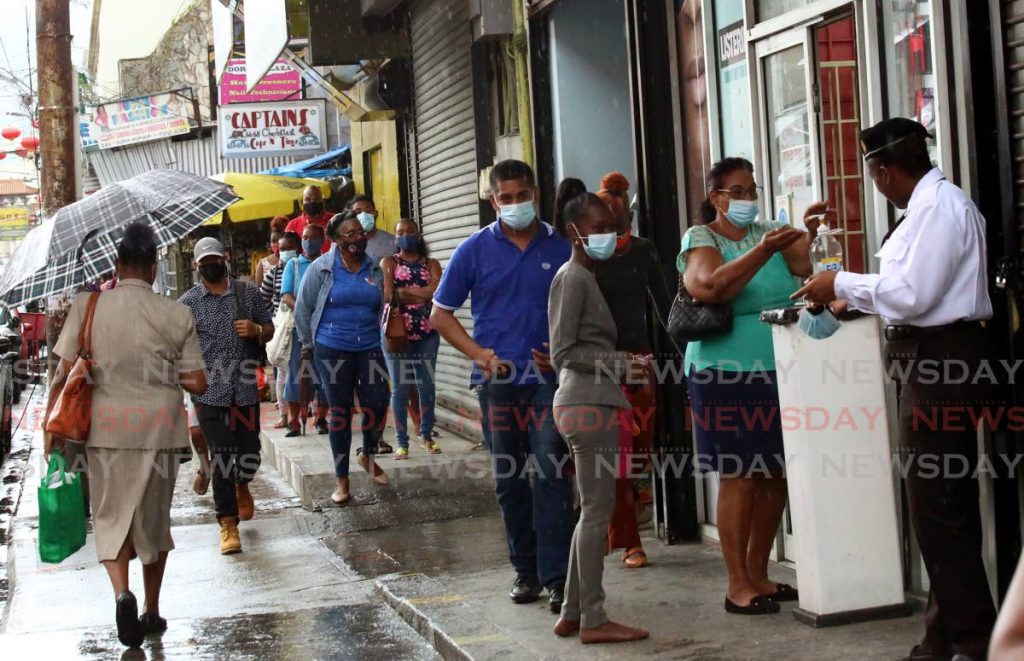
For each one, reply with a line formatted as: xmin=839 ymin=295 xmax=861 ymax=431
xmin=499 ymin=201 xmax=536 ymax=230
xmin=357 ymin=212 xmax=376 ymax=232
xmin=798 ymin=307 xmax=842 ymax=340
xmin=302 ymin=239 xmax=323 ymax=256
xmin=396 ymin=234 xmax=420 ymax=252
xmin=724 ymin=199 xmax=759 ymax=228
xmin=573 ymin=226 xmax=617 ymax=261
xmin=279 ymin=249 xmax=297 ymax=263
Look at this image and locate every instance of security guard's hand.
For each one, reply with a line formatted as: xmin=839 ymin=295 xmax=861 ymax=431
xmin=792 ymin=271 xmax=839 ymax=305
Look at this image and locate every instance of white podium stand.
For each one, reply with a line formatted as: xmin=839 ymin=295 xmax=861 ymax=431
xmin=765 ymin=310 xmax=911 ymax=627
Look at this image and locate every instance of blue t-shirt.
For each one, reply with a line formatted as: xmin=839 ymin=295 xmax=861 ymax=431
xmin=433 ymin=220 xmax=571 ymax=385
xmin=315 ymin=255 xmax=383 ymax=352
xmin=280 ymin=255 xmax=314 ymax=296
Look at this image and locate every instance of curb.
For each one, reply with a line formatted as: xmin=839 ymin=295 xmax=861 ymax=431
xmin=373 ymin=572 xmax=531 ymax=661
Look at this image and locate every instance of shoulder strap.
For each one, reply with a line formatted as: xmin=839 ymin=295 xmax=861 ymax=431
xmin=78 ymin=292 xmax=101 ymax=358
xmin=232 ymin=279 xmax=249 ymax=321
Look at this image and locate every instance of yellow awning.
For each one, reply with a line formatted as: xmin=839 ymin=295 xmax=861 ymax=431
xmin=203 ymin=172 xmax=332 ymax=226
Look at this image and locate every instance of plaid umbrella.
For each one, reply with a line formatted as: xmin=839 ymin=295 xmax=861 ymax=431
xmin=0 ymin=169 xmax=238 ymax=307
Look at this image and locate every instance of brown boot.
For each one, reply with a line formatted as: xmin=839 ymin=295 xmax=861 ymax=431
xmin=219 ymin=517 xmax=242 ymax=555
xmin=236 ymin=483 xmax=254 ymax=521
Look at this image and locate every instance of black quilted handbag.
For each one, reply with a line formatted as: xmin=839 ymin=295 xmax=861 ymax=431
xmin=667 ymin=228 xmax=733 ymax=343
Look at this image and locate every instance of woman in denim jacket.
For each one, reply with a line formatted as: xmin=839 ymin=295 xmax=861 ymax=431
xmin=295 ymin=212 xmax=390 ymax=505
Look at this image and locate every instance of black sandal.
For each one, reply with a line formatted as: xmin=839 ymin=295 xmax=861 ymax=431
xmin=769 ymin=583 xmax=799 ymax=602
xmin=377 ymin=441 xmax=394 ymax=455
xmin=724 ymin=595 xmax=781 ymax=615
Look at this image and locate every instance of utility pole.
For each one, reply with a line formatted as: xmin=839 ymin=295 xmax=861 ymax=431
xmin=35 ymin=0 xmax=75 ymax=218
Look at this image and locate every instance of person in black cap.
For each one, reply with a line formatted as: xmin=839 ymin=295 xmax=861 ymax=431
xmin=794 ymin=118 xmax=996 ymax=660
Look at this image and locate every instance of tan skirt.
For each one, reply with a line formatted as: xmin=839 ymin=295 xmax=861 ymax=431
xmin=86 ymin=447 xmax=179 ymax=565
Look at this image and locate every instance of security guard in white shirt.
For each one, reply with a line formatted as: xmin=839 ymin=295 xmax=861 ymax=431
xmin=795 ymin=118 xmax=997 ymax=661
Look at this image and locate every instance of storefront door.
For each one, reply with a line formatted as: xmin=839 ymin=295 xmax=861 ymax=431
xmin=752 ymin=12 xmax=870 ymax=562
xmin=756 ymin=14 xmax=868 ymax=274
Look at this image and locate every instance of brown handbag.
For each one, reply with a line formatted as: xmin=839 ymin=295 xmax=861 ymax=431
xmin=381 ymin=289 xmax=407 ymax=353
xmin=45 ymin=292 xmax=100 ymax=443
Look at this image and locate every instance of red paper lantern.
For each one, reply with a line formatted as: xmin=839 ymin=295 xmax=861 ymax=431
xmin=15 ymin=149 xmax=28 ymax=158
xmin=0 ymin=152 xmax=6 ymax=160
xmin=20 ymin=135 xmax=39 ymax=151
xmin=1 ymin=127 xmax=20 ymax=141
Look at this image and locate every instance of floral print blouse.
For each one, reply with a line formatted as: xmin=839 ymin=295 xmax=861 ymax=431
xmin=393 ymin=255 xmax=435 ymax=341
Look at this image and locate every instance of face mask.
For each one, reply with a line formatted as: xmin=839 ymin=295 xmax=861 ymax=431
xmin=396 ymin=234 xmax=420 ymax=252
xmin=303 ymin=202 xmax=325 ymax=217
xmin=724 ymin=199 xmax=759 ymax=228
xmin=302 ymin=239 xmax=323 ymax=256
xmin=199 ymin=262 xmax=227 ymax=283
xmin=615 ymin=227 xmax=631 ymax=252
xmin=280 ymin=249 xmax=297 ymax=263
xmin=357 ymin=212 xmax=376 ymax=232
xmin=798 ymin=307 xmax=842 ymax=340
xmin=573 ymin=226 xmax=617 ymax=261
xmin=345 ymin=239 xmax=368 ymax=256
xmin=499 ymin=201 xmax=536 ymax=230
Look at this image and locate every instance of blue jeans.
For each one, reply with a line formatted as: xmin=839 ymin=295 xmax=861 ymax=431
xmin=382 ymin=332 xmax=440 ymax=449
xmin=479 ymin=381 xmax=574 ymax=588
xmin=314 ymin=343 xmax=390 ymax=477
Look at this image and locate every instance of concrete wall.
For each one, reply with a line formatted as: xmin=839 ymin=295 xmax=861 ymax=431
xmin=117 ymin=1 xmax=212 ymax=120
xmin=548 ymin=0 xmax=636 ymax=193
xmin=89 ymin=0 xmax=200 ymax=101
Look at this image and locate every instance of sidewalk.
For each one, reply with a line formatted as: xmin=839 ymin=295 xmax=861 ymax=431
xmin=259 ymin=402 xmax=494 ymax=510
xmin=326 ymin=513 xmax=924 ymax=660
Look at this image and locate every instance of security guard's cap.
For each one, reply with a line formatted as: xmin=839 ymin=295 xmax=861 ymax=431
xmin=860 ymin=118 xmax=932 ymax=160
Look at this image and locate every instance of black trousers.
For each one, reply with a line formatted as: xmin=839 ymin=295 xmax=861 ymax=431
xmin=887 ymin=325 xmax=999 ymax=660
xmin=195 ymin=402 xmax=262 ymax=520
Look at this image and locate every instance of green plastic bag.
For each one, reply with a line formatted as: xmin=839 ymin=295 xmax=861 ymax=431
xmin=38 ymin=450 xmax=87 ymax=564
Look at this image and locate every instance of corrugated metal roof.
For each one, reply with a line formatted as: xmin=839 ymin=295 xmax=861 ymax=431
xmin=88 ymin=129 xmax=303 ymax=187
xmin=0 ymin=179 xmax=38 ymax=197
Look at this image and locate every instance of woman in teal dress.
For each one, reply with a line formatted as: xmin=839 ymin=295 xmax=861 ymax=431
xmin=678 ymin=157 xmax=818 ymax=615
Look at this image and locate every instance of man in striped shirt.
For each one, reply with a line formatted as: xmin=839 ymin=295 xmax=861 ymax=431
xmin=261 ymin=231 xmax=300 ymax=427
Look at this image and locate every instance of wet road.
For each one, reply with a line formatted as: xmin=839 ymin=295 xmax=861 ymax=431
xmin=0 ymin=389 xmax=438 ymax=660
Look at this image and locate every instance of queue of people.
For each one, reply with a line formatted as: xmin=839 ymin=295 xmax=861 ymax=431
xmin=43 ymin=116 xmax=1006 ymax=657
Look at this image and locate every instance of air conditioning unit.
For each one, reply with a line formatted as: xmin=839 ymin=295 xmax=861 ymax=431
xmin=470 ymin=0 xmax=513 ymax=41
xmin=361 ymin=0 xmax=404 ymax=16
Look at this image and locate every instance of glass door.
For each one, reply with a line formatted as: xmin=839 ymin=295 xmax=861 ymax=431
xmin=758 ymin=31 xmax=820 ymax=229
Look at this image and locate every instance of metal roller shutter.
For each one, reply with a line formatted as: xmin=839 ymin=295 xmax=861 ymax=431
xmin=410 ymin=0 xmax=481 ymax=422
xmin=1005 ymin=0 xmax=1024 ymax=224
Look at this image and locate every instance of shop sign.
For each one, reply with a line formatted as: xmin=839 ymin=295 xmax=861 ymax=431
xmin=91 ymin=92 xmax=191 ymax=149
xmin=219 ymin=58 xmax=302 ymax=105
xmin=718 ymin=20 xmax=746 ymax=68
xmin=0 ymin=207 xmax=30 ymax=240
xmin=218 ymin=100 xmax=327 ymax=158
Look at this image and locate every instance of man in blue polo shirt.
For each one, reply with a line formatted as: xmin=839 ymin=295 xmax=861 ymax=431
xmin=431 ymin=159 xmax=574 ymax=613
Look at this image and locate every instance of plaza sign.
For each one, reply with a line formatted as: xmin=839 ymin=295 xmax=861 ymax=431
xmin=219 ymin=58 xmax=302 ymax=105
xmin=91 ymin=91 xmax=192 ymax=149
xmin=218 ymin=100 xmax=327 ymax=158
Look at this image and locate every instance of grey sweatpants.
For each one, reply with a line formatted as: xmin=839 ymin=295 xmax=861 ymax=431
xmin=554 ymin=404 xmax=623 ymax=629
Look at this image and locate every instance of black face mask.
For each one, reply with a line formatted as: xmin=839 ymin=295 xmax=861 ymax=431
xmin=199 ymin=262 xmax=227 ymax=283
xmin=303 ymin=202 xmax=325 ymax=217
xmin=344 ymin=239 xmax=368 ymax=256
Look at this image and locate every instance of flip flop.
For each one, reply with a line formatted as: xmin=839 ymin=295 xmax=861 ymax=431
xmin=724 ymin=595 xmax=781 ymax=615
xmin=768 ymin=583 xmax=799 ymax=602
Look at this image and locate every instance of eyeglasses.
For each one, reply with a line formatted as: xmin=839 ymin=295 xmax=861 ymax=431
xmin=338 ymin=229 xmax=367 ymax=240
xmin=715 ymin=185 xmax=764 ymax=200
